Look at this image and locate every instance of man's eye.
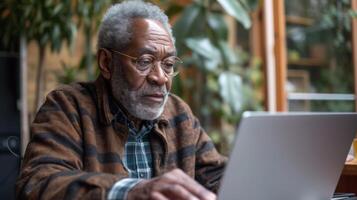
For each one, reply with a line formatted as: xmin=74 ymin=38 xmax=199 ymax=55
xmin=136 ymin=57 xmax=154 ymax=70
xmin=163 ymin=61 xmax=174 ymax=68
xmin=138 ymin=59 xmax=152 ymax=66
xmin=162 ymin=58 xmax=178 ymax=70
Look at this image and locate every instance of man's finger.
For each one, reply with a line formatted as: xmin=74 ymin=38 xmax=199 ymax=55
xmin=165 ymin=169 xmax=216 ymax=200
xmin=159 ymin=184 xmax=199 ymax=200
xmin=150 ymin=191 xmax=169 ymax=200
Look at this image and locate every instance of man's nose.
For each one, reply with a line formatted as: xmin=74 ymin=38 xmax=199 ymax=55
xmin=147 ymin=63 xmax=169 ymax=86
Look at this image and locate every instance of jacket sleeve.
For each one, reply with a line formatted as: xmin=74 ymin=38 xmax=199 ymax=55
xmin=194 ymin=117 xmax=227 ymax=193
xmin=16 ymin=90 xmax=124 ymax=200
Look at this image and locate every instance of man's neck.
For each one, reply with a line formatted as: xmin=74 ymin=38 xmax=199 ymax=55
xmin=114 ymin=98 xmax=143 ymax=130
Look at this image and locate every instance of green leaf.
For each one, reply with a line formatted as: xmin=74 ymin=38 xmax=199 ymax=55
xmin=240 ymin=0 xmax=260 ymax=12
xmin=207 ymin=13 xmax=228 ymax=40
xmin=39 ymin=34 xmax=49 ymax=46
xmin=165 ymin=4 xmax=184 ymax=18
xmin=218 ymin=40 xmax=238 ymax=66
xmin=173 ymin=3 xmax=202 ymax=47
xmin=185 ymin=38 xmax=221 ymax=59
xmin=185 ymin=37 xmax=222 ymax=70
xmin=53 ymin=4 xmax=63 ymax=16
xmin=68 ymin=23 xmax=77 ymax=49
xmin=217 ymin=0 xmax=251 ymax=29
xmin=45 ymin=0 xmax=53 ymax=7
xmin=207 ymin=75 xmax=219 ymax=92
xmin=349 ymin=10 xmax=357 ymax=18
xmin=52 ymin=25 xmax=60 ymax=40
xmin=218 ymin=72 xmax=244 ymax=112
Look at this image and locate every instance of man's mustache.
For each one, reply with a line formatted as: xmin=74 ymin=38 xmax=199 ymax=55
xmin=140 ymin=86 xmax=169 ymax=96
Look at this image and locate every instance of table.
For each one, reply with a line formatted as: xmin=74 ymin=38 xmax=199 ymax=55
xmin=335 ymin=159 xmax=357 ymax=193
xmin=343 ymin=159 xmax=357 ymax=176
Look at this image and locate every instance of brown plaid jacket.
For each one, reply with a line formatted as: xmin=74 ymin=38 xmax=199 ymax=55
xmin=16 ymin=76 xmax=226 ymax=200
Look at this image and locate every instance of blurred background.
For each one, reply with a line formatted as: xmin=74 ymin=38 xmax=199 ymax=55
xmin=1 ymin=0 xmax=357 ymax=199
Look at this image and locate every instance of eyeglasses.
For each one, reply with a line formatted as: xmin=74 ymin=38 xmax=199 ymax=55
xmin=107 ymin=48 xmax=182 ymax=77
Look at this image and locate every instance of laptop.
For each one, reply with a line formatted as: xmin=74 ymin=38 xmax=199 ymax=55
xmin=218 ymin=112 xmax=357 ymax=200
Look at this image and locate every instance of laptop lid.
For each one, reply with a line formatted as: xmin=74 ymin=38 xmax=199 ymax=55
xmin=218 ymin=112 xmax=357 ymax=200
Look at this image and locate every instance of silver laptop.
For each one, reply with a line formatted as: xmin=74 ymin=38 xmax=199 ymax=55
xmin=218 ymin=112 xmax=357 ymax=200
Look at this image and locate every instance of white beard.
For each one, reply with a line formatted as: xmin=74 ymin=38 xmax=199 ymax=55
xmin=118 ymin=86 xmax=168 ymax=120
xmin=110 ymin=65 xmax=168 ymax=120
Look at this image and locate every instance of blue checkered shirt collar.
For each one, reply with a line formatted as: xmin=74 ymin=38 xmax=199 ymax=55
xmin=108 ymin=96 xmax=155 ymax=134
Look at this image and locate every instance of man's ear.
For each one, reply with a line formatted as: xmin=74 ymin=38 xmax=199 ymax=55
xmin=97 ymin=48 xmax=112 ymax=80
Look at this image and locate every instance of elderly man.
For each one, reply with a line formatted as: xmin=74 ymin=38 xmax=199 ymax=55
xmin=16 ymin=1 xmax=226 ymax=200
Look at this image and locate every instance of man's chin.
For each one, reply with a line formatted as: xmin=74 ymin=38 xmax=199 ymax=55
xmin=134 ymin=111 xmax=162 ymax=120
xmin=141 ymin=97 xmax=165 ymax=106
xmin=136 ymin=104 xmax=164 ymax=120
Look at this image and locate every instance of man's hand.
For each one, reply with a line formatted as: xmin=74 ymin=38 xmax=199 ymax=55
xmin=126 ymin=169 xmax=216 ymax=200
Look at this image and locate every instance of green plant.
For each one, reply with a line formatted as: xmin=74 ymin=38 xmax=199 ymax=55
xmin=168 ymin=0 xmax=262 ymax=154
xmin=56 ymin=61 xmax=85 ymax=85
xmin=309 ymin=0 xmax=354 ymax=111
xmin=0 ymin=0 xmax=78 ymax=113
xmin=74 ymin=0 xmax=116 ymax=80
xmin=30 ymin=0 xmax=77 ymax=112
xmin=0 ymin=0 xmax=27 ymax=50
xmin=285 ymin=0 xmax=355 ymax=112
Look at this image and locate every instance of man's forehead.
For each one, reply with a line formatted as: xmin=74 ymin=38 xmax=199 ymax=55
xmin=129 ymin=18 xmax=175 ymax=54
xmin=131 ymin=18 xmax=172 ymax=41
xmin=132 ymin=18 xmax=165 ymax=30
xmin=137 ymin=46 xmax=176 ymax=56
xmin=139 ymin=18 xmax=165 ymax=31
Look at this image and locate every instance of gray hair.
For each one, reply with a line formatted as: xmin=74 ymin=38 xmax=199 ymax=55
xmin=97 ymin=0 xmax=174 ymax=51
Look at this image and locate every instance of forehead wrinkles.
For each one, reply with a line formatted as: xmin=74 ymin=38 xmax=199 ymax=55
xmin=144 ymin=31 xmax=174 ymax=56
xmin=147 ymin=30 xmax=173 ymax=45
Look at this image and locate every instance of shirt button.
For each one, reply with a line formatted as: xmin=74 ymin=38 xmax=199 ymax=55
xmin=139 ymin=173 xmax=144 ymax=178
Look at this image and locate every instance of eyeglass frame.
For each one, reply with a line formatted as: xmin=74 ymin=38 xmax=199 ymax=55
xmin=105 ymin=48 xmax=182 ymax=77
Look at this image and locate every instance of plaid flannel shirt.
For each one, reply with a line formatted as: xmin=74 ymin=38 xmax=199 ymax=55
xmin=107 ymin=104 xmax=154 ymax=200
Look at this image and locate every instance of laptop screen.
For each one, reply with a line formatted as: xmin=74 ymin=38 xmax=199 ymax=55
xmin=218 ymin=112 xmax=357 ymax=200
